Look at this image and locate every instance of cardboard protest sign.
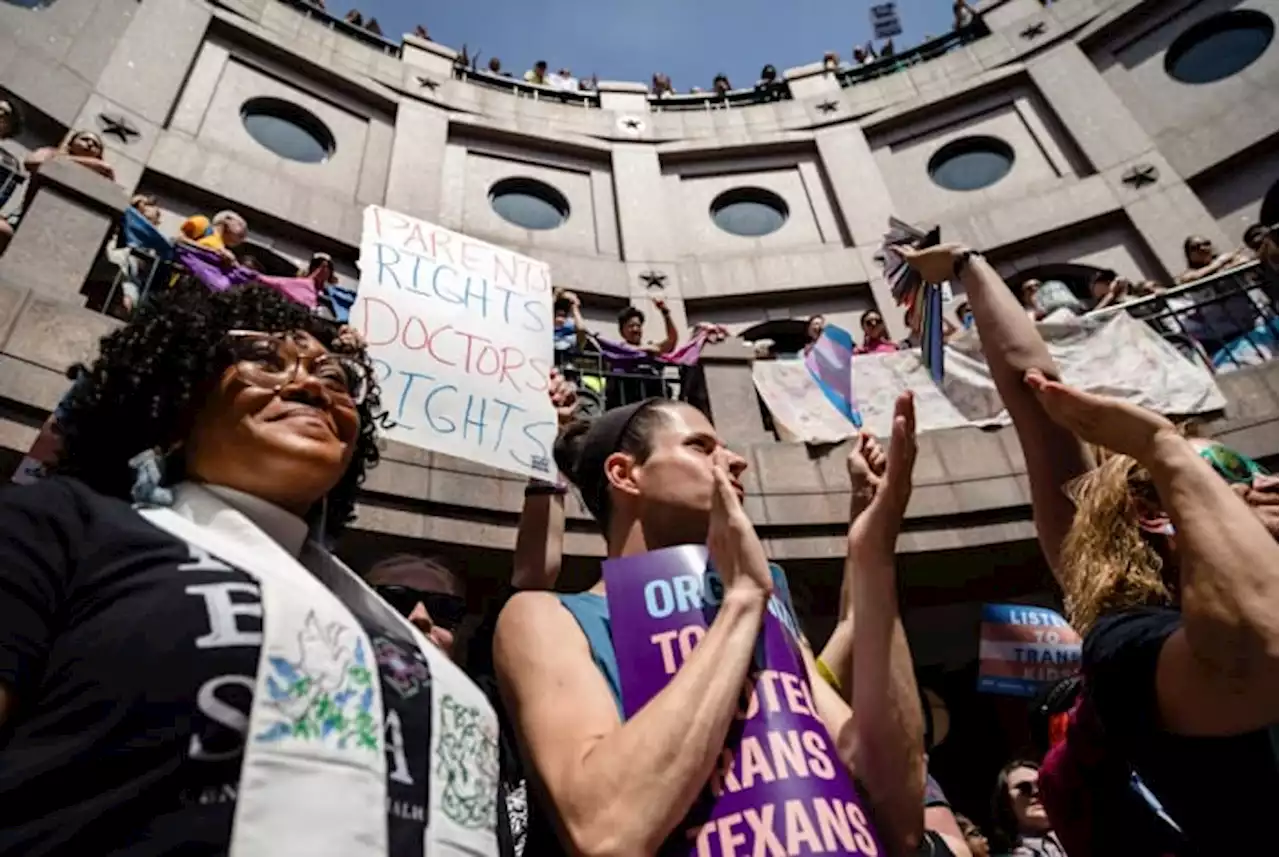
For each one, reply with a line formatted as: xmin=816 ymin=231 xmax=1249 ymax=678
xmin=350 ymin=206 xmax=558 ymax=480
xmin=977 ymin=604 xmax=1082 ymax=697
xmin=604 ymin=545 xmax=884 ymax=856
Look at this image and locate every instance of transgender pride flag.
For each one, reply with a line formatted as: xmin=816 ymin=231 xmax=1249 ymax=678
xmin=977 ymin=604 xmax=1082 ymax=697
xmin=804 ymin=324 xmax=862 ymax=428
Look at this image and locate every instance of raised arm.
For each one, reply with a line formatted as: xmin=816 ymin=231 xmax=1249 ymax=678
xmin=511 ymin=370 xmax=575 ymax=589
xmin=495 ymin=463 xmax=774 ymax=856
xmin=845 ymin=394 xmax=926 ymax=854
xmin=1028 ymin=375 xmax=1279 ymax=735
xmin=22 ymin=146 xmax=57 ymax=173
xmin=651 ymin=296 xmax=678 ymax=355
xmin=898 ymin=244 xmax=1090 ymax=579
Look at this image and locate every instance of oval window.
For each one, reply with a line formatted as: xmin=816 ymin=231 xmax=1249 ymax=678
xmin=928 ymin=136 xmax=1015 ymax=192
xmin=710 ymin=188 xmax=789 ymax=237
xmin=1165 ymin=10 xmax=1275 ymax=85
xmin=489 ymin=178 xmax=570 ymax=230
xmin=240 ymin=97 xmax=335 ymax=164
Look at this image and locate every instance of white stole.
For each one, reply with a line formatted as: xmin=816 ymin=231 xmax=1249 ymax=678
xmin=136 ymin=483 xmax=501 ymax=857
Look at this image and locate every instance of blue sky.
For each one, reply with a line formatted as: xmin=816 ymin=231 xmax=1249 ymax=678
xmin=356 ymin=0 xmax=957 ymax=91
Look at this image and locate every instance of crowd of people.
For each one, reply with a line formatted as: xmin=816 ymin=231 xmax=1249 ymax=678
xmin=0 ymin=227 xmax=1274 ymax=856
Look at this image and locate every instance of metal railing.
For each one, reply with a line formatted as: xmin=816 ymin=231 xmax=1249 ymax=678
xmin=1089 ymin=261 xmax=1278 ymax=374
xmin=272 ymin=0 xmax=402 ymax=56
xmin=553 ymin=344 xmax=681 ymax=417
xmin=452 ymin=67 xmax=602 ymax=108
xmin=836 ymin=21 xmax=989 ymax=89
xmin=647 ymin=80 xmax=792 ymax=112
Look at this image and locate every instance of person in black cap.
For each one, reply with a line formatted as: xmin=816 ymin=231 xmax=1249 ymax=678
xmin=494 ymin=392 xmax=929 ymax=855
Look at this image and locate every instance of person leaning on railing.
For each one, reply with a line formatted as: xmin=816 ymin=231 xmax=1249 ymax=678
xmin=1175 ymin=234 xmax=1253 ymax=285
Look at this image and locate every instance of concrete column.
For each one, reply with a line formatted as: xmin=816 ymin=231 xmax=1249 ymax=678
xmin=597 ymin=81 xmax=650 ymax=114
xmin=0 ymin=160 xmax=126 ymax=304
xmin=814 ymin=125 xmax=907 ymax=339
xmin=611 ymin=143 xmax=676 ymax=262
xmin=384 ymin=100 xmax=450 ymax=222
xmin=698 ymin=341 xmax=773 ymax=447
xmin=784 ymin=62 xmax=843 ymax=101
xmin=401 ymin=35 xmax=459 ymax=78
xmin=1028 ymin=41 xmax=1229 ymax=277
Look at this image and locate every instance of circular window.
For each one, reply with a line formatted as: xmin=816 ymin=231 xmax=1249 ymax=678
xmin=928 ymin=136 xmax=1015 ymax=192
xmin=1166 ymin=10 xmax=1275 ymax=84
xmin=710 ymin=188 xmax=789 ymax=237
xmin=489 ymin=178 xmax=570 ymax=230
xmin=240 ymin=97 xmax=335 ymax=164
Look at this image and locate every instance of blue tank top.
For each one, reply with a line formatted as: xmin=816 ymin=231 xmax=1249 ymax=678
xmin=553 ymin=592 xmax=625 ymax=719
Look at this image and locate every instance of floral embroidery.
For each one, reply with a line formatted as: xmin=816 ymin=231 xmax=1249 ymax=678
xmin=255 ymin=611 xmax=380 ymax=751
xmin=435 ymin=695 xmax=500 ymax=828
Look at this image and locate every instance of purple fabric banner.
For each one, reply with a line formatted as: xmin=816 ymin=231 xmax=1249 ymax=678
xmin=175 ymin=245 xmax=320 ymax=309
xmin=593 ymin=324 xmax=725 ymax=370
xmin=603 ymin=545 xmax=884 ymax=856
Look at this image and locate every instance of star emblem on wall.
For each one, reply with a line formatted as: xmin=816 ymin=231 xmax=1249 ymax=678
xmin=639 ymin=270 xmax=667 ymax=288
xmin=1020 ymin=21 xmax=1047 ymax=40
xmin=416 ymin=75 xmax=440 ymax=91
xmin=816 ymin=100 xmax=839 ymax=114
xmin=616 ymin=115 xmax=646 ymax=134
xmin=96 ymin=112 xmax=140 ymax=144
xmin=1121 ymin=163 xmax=1159 ymax=189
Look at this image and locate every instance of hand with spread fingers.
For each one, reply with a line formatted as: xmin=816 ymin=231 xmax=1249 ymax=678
xmin=707 ymin=450 xmax=773 ymax=600
xmin=848 ymin=392 xmax=918 ymax=563
xmin=1024 ymin=368 xmax=1177 ymax=463
xmin=893 ymin=242 xmax=968 ymax=285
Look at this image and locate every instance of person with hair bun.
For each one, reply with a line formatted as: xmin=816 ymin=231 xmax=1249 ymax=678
xmin=494 ymin=394 xmax=928 ymax=855
xmin=0 ymin=282 xmax=509 ymax=857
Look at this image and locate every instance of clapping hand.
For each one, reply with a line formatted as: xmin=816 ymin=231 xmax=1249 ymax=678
xmin=1025 ymin=369 xmax=1176 ymax=462
xmin=707 ymin=450 xmax=773 ymax=601
xmin=848 ymin=392 xmax=917 ymax=563
xmin=846 ymin=430 xmax=888 ymax=513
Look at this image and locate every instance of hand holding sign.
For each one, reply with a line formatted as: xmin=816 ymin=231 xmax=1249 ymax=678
xmin=350 ymin=206 xmax=558 ymax=480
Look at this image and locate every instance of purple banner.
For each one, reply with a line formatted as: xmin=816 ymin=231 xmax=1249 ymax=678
xmin=604 ymin=545 xmax=884 ymax=856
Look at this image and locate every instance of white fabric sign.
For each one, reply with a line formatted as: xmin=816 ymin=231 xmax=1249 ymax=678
xmin=755 ymin=310 xmax=1227 ymax=443
xmin=350 ymin=206 xmax=558 ymax=480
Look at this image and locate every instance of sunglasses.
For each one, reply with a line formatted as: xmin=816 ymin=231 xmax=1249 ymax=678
xmin=862 ymin=317 xmax=883 ymax=328
xmin=1199 ymin=444 xmax=1269 ymax=485
xmin=1012 ymin=781 xmax=1040 ymax=799
xmin=373 ymin=585 xmax=467 ymax=631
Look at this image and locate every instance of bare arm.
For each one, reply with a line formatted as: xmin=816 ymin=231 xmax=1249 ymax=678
xmin=846 ymin=407 xmax=927 ymax=854
xmin=496 ymin=588 xmax=767 ymax=856
xmin=22 ymin=147 xmax=56 ymax=173
xmin=1145 ymin=435 xmax=1279 ymax=734
xmin=511 ymin=489 xmax=565 ymax=590
xmin=67 ymin=156 xmax=115 ymax=180
xmin=653 ymin=299 xmax=678 ymax=355
xmin=1027 ymin=377 xmax=1280 ymax=736
xmin=900 ymin=245 xmax=1090 ymax=578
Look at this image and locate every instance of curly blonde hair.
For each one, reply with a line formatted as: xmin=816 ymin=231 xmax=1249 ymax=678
xmin=1059 ymin=451 xmax=1175 ymax=632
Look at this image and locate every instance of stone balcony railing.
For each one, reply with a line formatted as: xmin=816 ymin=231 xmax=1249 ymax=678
xmin=0 ymin=169 xmax=1275 ymax=569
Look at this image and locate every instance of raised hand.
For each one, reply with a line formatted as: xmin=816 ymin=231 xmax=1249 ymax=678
xmin=651 ymin=295 xmax=669 ymax=313
xmin=548 ymin=368 xmax=578 ymax=428
xmin=1024 ymin=369 xmax=1176 ymax=462
xmin=707 ymin=451 xmax=773 ymax=600
xmin=846 ymin=431 xmax=888 ymax=512
xmin=848 ymin=392 xmax=917 ymax=563
xmin=894 ymin=242 xmax=967 ymax=285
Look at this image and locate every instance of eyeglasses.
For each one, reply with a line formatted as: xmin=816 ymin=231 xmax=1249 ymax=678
xmin=1199 ymin=443 xmax=1269 ymax=485
xmin=1012 ymin=781 xmax=1040 ymax=799
xmin=862 ymin=317 xmax=883 ymax=328
xmin=225 ymin=330 xmax=369 ymax=405
xmin=373 ymin=585 xmax=467 ymax=631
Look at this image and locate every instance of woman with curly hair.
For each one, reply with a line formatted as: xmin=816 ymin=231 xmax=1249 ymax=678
xmin=1024 ymin=374 xmax=1278 ymax=856
xmin=0 ymin=283 xmax=508 ymax=857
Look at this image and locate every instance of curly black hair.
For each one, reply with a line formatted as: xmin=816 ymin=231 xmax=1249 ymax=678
xmin=53 ymin=281 xmax=383 ymax=541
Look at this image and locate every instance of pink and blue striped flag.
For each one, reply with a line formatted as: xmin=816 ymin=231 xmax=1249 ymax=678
xmin=804 ymin=323 xmax=862 ymax=427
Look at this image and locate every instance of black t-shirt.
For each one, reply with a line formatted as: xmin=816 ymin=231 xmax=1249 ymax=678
xmin=0 ymin=477 xmax=438 ymax=857
xmin=1084 ymin=607 xmax=1278 ymax=855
